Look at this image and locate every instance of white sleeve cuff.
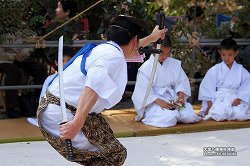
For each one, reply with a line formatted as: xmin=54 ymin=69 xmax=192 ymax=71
xmin=85 ymin=66 xmax=119 ymax=108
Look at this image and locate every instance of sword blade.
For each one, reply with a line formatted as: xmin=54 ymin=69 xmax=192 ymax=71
xmin=58 ymin=36 xmax=74 ymax=161
xmin=58 ymin=36 xmax=67 ymax=123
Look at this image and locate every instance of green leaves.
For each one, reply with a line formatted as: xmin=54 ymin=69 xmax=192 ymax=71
xmin=0 ymin=0 xmax=47 ymax=41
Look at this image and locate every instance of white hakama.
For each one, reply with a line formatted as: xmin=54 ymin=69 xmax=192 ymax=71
xmin=132 ymin=56 xmax=200 ymax=127
xmin=199 ymin=61 xmax=250 ymax=121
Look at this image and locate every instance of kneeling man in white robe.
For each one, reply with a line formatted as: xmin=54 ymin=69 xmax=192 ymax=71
xmin=132 ymin=36 xmax=201 ymax=128
xmin=199 ymin=38 xmax=250 ymax=121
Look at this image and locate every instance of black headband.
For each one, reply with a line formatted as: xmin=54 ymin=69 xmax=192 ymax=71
xmin=109 ymin=24 xmax=131 ymax=37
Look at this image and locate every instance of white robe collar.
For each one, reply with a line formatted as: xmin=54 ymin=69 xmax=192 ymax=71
xmin=148 ymin=54 xmax=172 ymax=67
xmin=107 ymin=41 xmax=124 ymax=55
xmin=221 ymin=60 xmax=236 ymax=71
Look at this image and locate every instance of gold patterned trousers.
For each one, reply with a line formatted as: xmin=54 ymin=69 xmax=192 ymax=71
xmin=37 ymin=92 xmax=127 ymax=166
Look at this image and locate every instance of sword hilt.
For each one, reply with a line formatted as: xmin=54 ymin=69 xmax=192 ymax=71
xmin=156 ymin=13 xmax=165 ymax=44
xmin=65 ymin=139 xmax=75 ymax=161
xmin=60 ymin=122 xmax=75 ymax=161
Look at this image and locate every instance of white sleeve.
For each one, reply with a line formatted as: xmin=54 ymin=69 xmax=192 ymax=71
xmin=132 ymin=70 xmax=158 ymax=110
xmin=237 ymin=68 xmax=250 ymax=104
xmin=85 ymin=56 xmax=125 ymax=109
xmin=174 ymin=66 xmax=191 ymax=99
xmin=132 ymin=69 xmax=159 ymax=121
xmin=198 ymin=67 xmax=217 ymax=102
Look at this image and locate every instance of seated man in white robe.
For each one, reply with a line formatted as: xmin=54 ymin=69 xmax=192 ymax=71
xmin=132 ymin=36 xmax=201 ymax=128
xmin=199 ymin=38 xmax=250 ymax=121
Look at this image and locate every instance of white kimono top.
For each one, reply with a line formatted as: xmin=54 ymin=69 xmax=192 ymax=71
xmin=199 ymin=61 xmax=250 ymax=107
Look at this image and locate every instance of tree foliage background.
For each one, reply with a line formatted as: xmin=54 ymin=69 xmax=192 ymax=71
xmin=0 ymin=0 xmax=47 ymax=43
xmin=169 ymin=0 xmax=250 ymax=75
xmin=1 ymin=0 xmax=249 ymax=40
xmin=0 ymin=0 xmax=249 ymax=71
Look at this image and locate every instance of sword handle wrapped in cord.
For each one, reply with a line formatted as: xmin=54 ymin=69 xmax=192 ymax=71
xmin=60 ymin=121 xmax=75 ymax=161
xmin=156 ymin=13 xmax=165 ymax=44
xmin=138 ymin=13 xmax=165 ymax=55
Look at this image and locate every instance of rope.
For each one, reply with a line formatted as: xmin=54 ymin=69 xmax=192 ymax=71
xmin=188 ymin=31 xmax=200 ymax=48
xmin=187 ymin=31 xmax=208 ymax=57
xmin=35 ymin=0 xmax=104 ymax=48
